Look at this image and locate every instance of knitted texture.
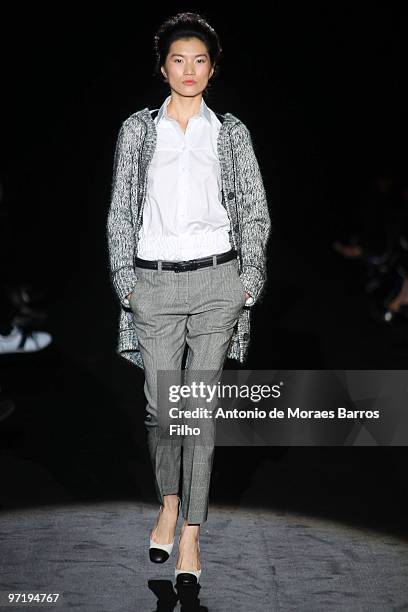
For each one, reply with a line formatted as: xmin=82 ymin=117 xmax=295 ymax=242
xmin=107 ymin=107 xmax=272 ymax=369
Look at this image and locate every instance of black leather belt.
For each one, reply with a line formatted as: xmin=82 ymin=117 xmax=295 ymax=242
xmin=134 ymin=248 xmax=237 ymax=272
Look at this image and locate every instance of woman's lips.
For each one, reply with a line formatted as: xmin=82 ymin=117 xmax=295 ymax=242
xmin=183 ymin=80 xmax=196 ymax=85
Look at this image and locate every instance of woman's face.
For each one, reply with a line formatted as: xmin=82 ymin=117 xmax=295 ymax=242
xmin=161 ymin=37 xmax=214 ymax=97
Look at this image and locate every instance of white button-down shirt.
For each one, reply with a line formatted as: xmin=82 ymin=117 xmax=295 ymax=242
xmin=129 ymin=94 xmax=253 ymax=306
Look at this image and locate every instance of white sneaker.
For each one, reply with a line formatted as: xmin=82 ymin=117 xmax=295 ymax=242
xmin=0 ymin=325 xmax=52 ymax=354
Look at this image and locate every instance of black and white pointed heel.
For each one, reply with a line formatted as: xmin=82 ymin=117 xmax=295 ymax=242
xmin=174 ymin=535 xmax=201 ymax=584
xmin=149 ymin=496 xmax=180 ymax=563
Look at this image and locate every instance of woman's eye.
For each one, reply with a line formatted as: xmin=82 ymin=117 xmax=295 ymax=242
xmin=174 ymin=58 xmax=206 ymax=63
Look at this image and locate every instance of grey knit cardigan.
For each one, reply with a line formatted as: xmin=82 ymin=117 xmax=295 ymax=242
xmin=106 ymin=106 xmax=272 ymax=369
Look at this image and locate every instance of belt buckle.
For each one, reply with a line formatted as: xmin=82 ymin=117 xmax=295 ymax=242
xmin=173 ymin=260 xmax=197 ymax=272
xmin=174 ymin=261 xmax=187 ymax=273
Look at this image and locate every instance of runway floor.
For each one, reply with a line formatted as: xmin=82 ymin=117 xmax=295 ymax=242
xmin=1 ymin=492 xmax=407 ymax=611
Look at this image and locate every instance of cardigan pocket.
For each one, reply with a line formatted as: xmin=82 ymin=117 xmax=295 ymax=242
xmin=128 ymin=276 xmax=144 ymax=312
xmin=231 ymin=259 xmax=247 ymax=305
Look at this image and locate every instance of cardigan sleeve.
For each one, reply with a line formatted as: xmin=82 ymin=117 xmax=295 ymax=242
xmin=106 ymin=120 xmax=140 ymax=307
xmin=232 ymin=123 xmax=272 ymax=306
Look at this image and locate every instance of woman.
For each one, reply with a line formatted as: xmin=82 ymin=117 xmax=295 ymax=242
xmin=107 ymin=11 xmax=271 ymax=585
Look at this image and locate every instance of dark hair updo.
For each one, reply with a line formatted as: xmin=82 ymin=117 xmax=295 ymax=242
xmin=153 ymin=12 xmax=222 ymax=96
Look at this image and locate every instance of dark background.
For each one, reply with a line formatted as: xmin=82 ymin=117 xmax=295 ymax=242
xmin=1 ymin=5 xmax=407 ymax=535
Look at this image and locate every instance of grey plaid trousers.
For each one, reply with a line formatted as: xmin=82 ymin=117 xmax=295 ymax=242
xmin=128 ymin=253 xmax=246 ymax=524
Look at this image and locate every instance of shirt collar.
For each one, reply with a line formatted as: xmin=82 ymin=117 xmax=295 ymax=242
xmin=156 ymin=94 xmax=212 ymax=126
